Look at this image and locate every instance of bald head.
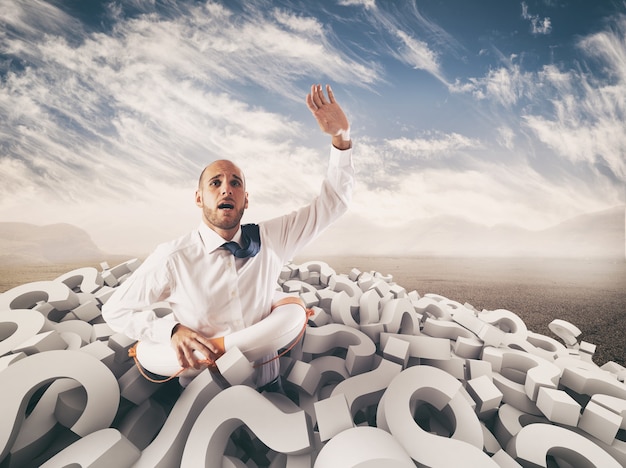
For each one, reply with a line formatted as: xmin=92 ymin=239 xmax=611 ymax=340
xmin=198 ymin=159 xmax=246 ymax=189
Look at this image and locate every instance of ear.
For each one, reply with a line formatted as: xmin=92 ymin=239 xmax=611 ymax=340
xmin=195 ymin=189 xmax=203 ymax=208
xmin=244 ymin=192 xmax=249 ymax=209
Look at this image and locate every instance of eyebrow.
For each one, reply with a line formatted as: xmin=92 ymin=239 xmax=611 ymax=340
xmin=207 ymin=173 xmax=243 ymax=183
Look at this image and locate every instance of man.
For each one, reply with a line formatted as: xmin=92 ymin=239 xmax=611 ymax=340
xmin=102 ymin=84 xmax=353 ymax=390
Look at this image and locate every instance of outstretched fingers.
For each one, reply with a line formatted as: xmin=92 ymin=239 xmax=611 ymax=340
xmin=326 ymin=84 xmax=336 ymax=103
xmin=307 ymin=84 xmax=330 ymax=111
xmin=316 ymin=84 xmax=328 ymax=105
xmin=305 ymin=89 xmax=316 ymax=112
xmin=307 ymin=84 xmax=319 ymax=110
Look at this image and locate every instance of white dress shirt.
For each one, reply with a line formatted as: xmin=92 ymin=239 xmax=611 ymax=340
xmin=102 ymin=145 xmax=354 ymax=385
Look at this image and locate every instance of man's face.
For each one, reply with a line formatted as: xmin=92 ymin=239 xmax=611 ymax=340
xmin=195 ymin=160 xmax=248 ymax=239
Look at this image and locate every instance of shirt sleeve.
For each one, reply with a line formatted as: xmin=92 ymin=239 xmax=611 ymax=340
xmin=101 ymin=250 xmax=179 ymax=344
xmin=262 ymin=144 xmax=354 ymax=261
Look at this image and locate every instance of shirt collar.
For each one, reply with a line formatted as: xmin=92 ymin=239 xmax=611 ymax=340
xmin=197 ymin=222 xmax=243 ymax=253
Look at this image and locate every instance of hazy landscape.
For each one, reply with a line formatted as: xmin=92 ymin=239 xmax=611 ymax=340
xmin=1 ymin=205 xmax=624 ymax=263
xmin=1 ymin=209 xmax=624 ymax=366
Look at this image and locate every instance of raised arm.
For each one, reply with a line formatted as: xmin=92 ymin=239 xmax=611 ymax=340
xmin=306 ymin=84 xmax=351 ymax=150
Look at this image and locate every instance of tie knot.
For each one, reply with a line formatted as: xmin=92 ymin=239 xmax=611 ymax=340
xmin=222 ymin=241 xmax=241 ymax=256
xmin=220 ymin=224 xmax=261 ymax=258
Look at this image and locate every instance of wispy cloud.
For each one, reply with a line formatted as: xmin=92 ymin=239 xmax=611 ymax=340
xmin=449 ymin=53 xmax=534 ymax=107
xmin=385 ymin=132 xmax=480 ymax=159
xmin=393 ymin=30 xmax=442 ymax=80
xmin=525 ymin=16 xmax=626 ymax=182
xmin=0 ymin=0 xmax=623 ymax=257
xmin=339 ymin=0 xmax=461 ymax=85
xmin=450 ymin=14 xmax=626 ymax=188
xmin=496 ymin=126 xmax=516 ymax=150
xmin=348 ymin=139 xmax=612 ymax=233
xmin=0 ymin=0 xmax=378 ymax=205
xmin=0 ymin=0 xmax=384 ymax=252
xmin=521 ymin=2 xmax=552 ymax=35
xmin=338 ymin=0 xmax=376 ymax=10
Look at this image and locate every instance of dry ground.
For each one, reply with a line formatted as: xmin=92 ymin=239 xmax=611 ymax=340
xmin=313 ymin=256 xmax=626 ymax=367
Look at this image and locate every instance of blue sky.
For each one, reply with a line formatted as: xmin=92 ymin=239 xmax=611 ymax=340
xmin=0 ymin=0 xmax=624 ymax=256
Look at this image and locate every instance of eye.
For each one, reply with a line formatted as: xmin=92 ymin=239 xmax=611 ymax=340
xmin=209 ymin=179 xmax=220 ymax=187
xmin=231 ymin=180 xmax=241 ymax=187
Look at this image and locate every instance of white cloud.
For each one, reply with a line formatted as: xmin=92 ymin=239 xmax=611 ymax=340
xmin=385 ymin=132 xmax=480 ymax=158
xmin=393 ymin=30 xmax=442 ymax=80
xmin=0 ymin=0 xmax=81 ymax=41
xmin=338 ymin=0 xmax=454 ymax=86
xmin=0 ymin=0 xmax=384 ymax=256
xmin=521 ymin=2 xmax=552 ymax=35
xmin=529 ymin=16 xmax=551 ymax=35
xmin=0 ymin=0 xmax=380 ymax=202
xmin=578 ymin=15 xmax=626 ymax=82
xmin=524 ymin=18 xmax=626 ymax=181
xmin=273 ymin=9 xmax=324 ymax=34
xmin=347 ymin=155 xmax=615 ymax=235
xmin=524 ymin=112 xmax=626 ymax=179
xmin=338 ymin=0 xmax=377 ymax=10
xmin=450 ymin=59 xmax=533 ymax=107
xmin=496 ymin=126 xmax=515 ymax=150
xmin=347 ymin=130 xmax=622 ymax=239
xmin=0 ymin=0 xmax=623 ymax=259
xmin=450 ymin=15 xmax=626 ymax=187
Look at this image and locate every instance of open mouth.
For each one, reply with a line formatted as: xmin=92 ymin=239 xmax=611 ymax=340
xmin=218 ymin=203 xmax=234 ymax=210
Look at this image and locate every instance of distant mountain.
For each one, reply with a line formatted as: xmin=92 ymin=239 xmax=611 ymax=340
xmin=2 ymin=206 xmax=624 ymax=264
xmin=0 ymin=222 xmax=106 ymax=265
xmin=533 ymin=206 xmax=624 ymax=258
xmin=310 ymin=205 xmax=625 ymax=259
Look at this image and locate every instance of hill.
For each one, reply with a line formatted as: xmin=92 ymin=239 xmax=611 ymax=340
xmin=0 ymin=222 xmax=106 ymax=265
xmin=306 ymin=205 xmax=625 ymax=258
xmin=1 ymin=206 xmax=623 ymax=264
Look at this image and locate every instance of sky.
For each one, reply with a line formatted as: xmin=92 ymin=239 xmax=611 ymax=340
xmin=0 ymin=0 xmax=624 ymax=257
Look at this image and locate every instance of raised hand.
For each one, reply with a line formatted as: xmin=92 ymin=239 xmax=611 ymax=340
xmin=306 ymin=84 xmax=351 ymax=149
